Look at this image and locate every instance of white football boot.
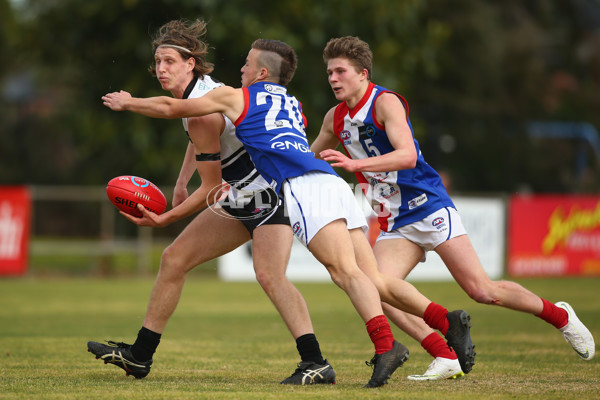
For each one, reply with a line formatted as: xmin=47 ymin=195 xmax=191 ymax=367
xmin=407 ymin=357 xmax=464 ymax=381
xmin=555 ymin=301 xmax=595 ymax=360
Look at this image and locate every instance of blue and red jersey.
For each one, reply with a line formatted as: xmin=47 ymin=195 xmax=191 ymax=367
xmin=332 ymin=82 xmax=454 ymax=231
xmin=235 ymin=82 xmax=335 ymax=192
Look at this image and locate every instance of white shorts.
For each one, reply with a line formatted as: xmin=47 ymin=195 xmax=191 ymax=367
xmin=283 ymin=171 xmax=368 ymax=247
xmin=376 ymin=207 xmax=467 ymax=261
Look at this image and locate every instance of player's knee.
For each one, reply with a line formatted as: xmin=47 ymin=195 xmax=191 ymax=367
xmin=324 ymin=264 xmax=351 ymax=289
xmin=160 ymin=245 xmax=177 ymax=267
xmin=466 ymin=283 xmax=501 ymax=304
xmin=254 ymin=267 xmax=279 ymax=290
xmin=381 ymin=301 xmax=396 ymax=315
xmin=159 ymin=245 xmax=189 ymax=277
xmin=366 ymin=273 xmax=393 ymax=303
xmin=468 ymin=290 xmax=488 ymax=304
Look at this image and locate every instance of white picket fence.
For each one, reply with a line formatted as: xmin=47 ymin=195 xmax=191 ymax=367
xmin=29 ymin=185 xmax=156 ymax=274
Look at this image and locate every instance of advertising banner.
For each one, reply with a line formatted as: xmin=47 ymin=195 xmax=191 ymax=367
xmin=508 ymin=195 xmax=600 ymax=277
xmin=0 ymin=187 xmax=31 ymax=275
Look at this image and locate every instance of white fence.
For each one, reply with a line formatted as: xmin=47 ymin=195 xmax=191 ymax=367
xmin=28 ymin=186 xmax=507 ymax=280
xmin=29 ymin=185 xmax=155 ymax=274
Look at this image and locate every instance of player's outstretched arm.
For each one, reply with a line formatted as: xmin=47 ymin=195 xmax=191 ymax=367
xmin=102 ymin=86 xmax=244 ymax=121
xmin=102 ymin=90 xmax=178 ymax=118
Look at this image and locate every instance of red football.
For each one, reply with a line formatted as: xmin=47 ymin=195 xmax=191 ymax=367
xmin=106 ymin=176 xmax=167 ymax=217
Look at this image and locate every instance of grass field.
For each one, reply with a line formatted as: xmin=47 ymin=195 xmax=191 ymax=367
xmin=1 ymin=276 xmax=599 ymax=399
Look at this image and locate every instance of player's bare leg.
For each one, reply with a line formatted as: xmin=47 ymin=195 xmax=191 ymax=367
xmin=142 ymin=208 xmax=250 ymax=333
xmin=308 ymin=219 xmax=409 ymax=387
xmin=350 ymin=229 xmax=430 ymax=315
xmin=252 ymin=224 xmax=314 ymax=338
xmin=439 ymin=234 xmax=594 ymax=360
xmin=87 ymin=207 xmax=250 ymax=378
xmin=254 ymin=223 xmax=336 ymax=384
xmin=375 ymin=237 xmax=463 ymax=380
xmin=351 ymin=230 xmax=474 ymax=373
xmin=308 ymin=220 xmax=383 ymax=321
xmin=437 ymin=235 xmax=542 ymax=312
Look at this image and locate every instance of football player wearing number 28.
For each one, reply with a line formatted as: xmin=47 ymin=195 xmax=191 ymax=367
xmin=89 ymin=20 xmax=336 ymax=386
xmin=311 ymin=36 xmax=595 ymax=380
xmin=102 ymin=38 xmax=476 ymax=388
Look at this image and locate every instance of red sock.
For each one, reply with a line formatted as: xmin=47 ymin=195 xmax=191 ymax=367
xmin=421 ymin=332 xmax=457 ymax=359
xmin=423 ymin=302 xmax=450 ymax=336
xmin=366 ymin=315 xmax=394 ymax=354
xmin=536 ymin=298 xmax=568 ymax=329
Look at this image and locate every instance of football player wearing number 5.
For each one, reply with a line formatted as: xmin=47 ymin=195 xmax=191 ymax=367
xmin=102 ymin=38 xmax=475 ymax=388
xmin=312 ymin=36 xmax=595 ymax=380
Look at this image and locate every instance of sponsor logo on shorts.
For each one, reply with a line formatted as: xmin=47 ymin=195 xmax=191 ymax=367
xmin=292 ymin=221 xmax=303 ymax=238
xmin=408 ymin=193 xmax=428 ymax=210
xmin=432 ymin=217 xmax=444 ymax=227
xmin=432 ymin=216 xmax=447 ymax=230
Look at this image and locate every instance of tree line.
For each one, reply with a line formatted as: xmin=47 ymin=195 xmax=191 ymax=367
xmin=1 ymin=0 xmax=599 ymax=193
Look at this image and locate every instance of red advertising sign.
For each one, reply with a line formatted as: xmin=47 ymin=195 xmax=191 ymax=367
xmin=0 ymin=187 xmax=31 ymax=275
xmin=508 ymin=195 xmax=600 ymax=277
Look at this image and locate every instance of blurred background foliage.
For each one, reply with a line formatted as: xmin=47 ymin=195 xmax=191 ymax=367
xmin=1 ymin=0 xmax=599 ymax=193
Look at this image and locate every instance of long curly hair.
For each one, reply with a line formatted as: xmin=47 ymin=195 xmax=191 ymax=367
xmin=148 ymin=19 xmax=214 ymax=78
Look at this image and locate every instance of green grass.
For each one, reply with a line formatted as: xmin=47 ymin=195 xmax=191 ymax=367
xmin=0 ymin=277 xmax=599 ymax=399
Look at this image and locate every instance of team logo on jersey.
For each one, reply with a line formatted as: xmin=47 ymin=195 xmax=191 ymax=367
xmin=368 ymin=174 xmax=398 ymax=200
xmin=292 ymin=221 xmax=303 ymax=238
xmin=370 ymin=172 xmax=389 ymax=183
xmin=373 ymin=183 xmax=397 ymax=199
xmin=358 ymin=124 xmax=377 ymax=140
xmin=408 ymin=193 xmax=428 ymax=210
xmin=264 ymin=84 xmax=287 ymax=94
xmin=340 ymin=130 xmax=352 ymax=145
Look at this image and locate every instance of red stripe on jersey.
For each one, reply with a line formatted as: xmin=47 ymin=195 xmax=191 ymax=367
xmin=333 ymin=101 xmax=390 ymax=232
xmin=299 ymin=101 xmax=308 ymax=128
xmin=371 ymin=91 xmax=410 ymax=131
xmin=348 ymin=82 xmax=376 ymax=119
xmin=333 ymin=103 xmax=347 ymax=139
xmin=234 ymin=88 xmax=250 ymax=126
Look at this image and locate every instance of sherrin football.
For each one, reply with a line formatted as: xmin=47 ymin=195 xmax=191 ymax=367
xmin=106 ymin=176 xmax=167 ymax=217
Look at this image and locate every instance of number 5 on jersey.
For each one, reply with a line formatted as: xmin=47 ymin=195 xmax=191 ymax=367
xmin=358 ymin=124 xmax=381 ymax=157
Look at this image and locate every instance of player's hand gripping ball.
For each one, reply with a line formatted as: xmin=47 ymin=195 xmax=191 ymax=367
xmin=106 ymin=176 xmax=167 ymax=217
